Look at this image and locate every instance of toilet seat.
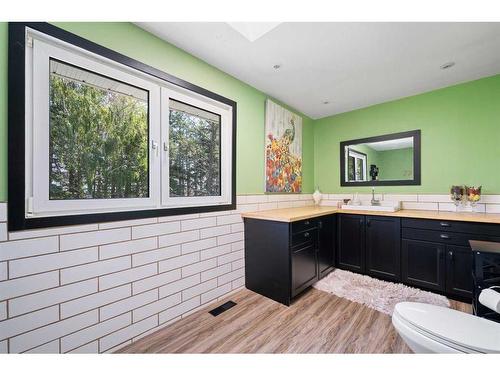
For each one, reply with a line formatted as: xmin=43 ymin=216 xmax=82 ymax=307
xmin=393 ymin=302 xmax=500 ymax=353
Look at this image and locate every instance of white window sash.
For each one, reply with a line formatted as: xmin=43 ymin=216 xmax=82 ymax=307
xmin=160 ymin=87 xmax=232 ymax=208
xmin=346 ymin=149 xmax=367 ymax=182
xmin=29 ymin=38 xmax=161 ymax=217
xmin=25 ymin=30 xmax=234 ymax=219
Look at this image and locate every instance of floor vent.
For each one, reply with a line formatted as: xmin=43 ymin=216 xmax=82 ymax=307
xmin=209 ymin=301 xmax=237 ymax=317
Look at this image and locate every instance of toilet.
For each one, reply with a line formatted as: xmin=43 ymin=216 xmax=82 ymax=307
xmin=392 ymin=302 xmax=500 ymax=353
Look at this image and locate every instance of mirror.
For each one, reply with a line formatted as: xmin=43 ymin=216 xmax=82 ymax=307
xmin=340 ymin=130 xmax=421 ymax=186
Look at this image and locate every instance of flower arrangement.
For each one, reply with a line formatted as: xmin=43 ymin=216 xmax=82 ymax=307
xmin=450 ymin=185 xmax=482 ymax=211
xmin=465 ymin=186 xmax=482 ymax=206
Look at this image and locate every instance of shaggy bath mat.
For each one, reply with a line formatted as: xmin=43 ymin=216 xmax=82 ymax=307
xmin=313 ymin=269 xmax=450 ymax=315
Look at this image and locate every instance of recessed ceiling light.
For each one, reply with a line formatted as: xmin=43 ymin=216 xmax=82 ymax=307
xmin=440 ymin=62 xmax=455 ymax=70
xmin=273 ymin=64 xmax=281 ymax=70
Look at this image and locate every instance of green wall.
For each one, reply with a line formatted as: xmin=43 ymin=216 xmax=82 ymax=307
xmin=0 ymin=22 xmax=315 ymax=201
xmin=314 ymin=74 xmax=500 ymax=194
xmin=377 ymin=147 xmax=413 ymax=181
xmin=2 ymin=22 xmax=500 ymax=201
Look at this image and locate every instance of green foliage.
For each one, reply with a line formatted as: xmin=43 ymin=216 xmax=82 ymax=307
xmin=169 ymin=108 xmax=220 ymax=197
xmin=49 ymin=75 xmax=149 ymax=200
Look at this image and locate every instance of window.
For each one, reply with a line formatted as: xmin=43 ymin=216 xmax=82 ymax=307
xmin=168 ymin=99 xmax=221 ymax=197
xmin=9 ymin=23 xmax=235 ymax=230
xmin=161 ymin=90 xmax=232 ymax=208
xmin=346 ymin=149 xmax=367 ymax=182
xmin=49 ymin=60 xmax=150 ymax=201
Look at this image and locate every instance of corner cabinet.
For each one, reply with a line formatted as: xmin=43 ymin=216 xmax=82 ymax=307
xmin=337 ymin=214 xmax=365 ymax=272
xmin=337 ymin=214 xmax=401 ymax=281
xmin=244 ymin=214 xmax=336 ymax=305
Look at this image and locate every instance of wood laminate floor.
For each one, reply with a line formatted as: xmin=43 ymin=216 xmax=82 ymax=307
xmin=117 ymin=288 xmax=471 ymax=354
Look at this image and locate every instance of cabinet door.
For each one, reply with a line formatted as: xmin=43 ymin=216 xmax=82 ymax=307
xmin=402 ymin=239 xmax=445 ymax=292
xmin=317 ymin=215 xmax=336 ymax=279
xmin=446 ymin=245 xmax=473 ymax=299
xmin=291 ymin=242 xmax=318 ymax=297
xmin=366 ymin=216 xmax=401 ymax=281
xmin=337 ymin=214 xmax=365 ymax=273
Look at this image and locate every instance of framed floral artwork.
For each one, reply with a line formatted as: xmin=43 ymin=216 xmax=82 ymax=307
xmin=265 ymin=99 xmax=302 ymax=193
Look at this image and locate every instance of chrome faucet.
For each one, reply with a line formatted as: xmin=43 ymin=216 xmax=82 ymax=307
xmin=371 ymin=187 xmax=380 ymax=206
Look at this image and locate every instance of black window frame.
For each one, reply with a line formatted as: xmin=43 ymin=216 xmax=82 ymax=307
xmin=8 ymin=22 xmax=237 ymax=231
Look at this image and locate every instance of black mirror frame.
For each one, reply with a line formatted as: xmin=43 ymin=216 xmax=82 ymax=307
xmin=340 ymin=129 xmax=421 ymax=187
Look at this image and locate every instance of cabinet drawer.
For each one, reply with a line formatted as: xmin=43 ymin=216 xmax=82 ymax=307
xmin=292 ymin=219 xmax=317 ymax=234
xmin=291 ymin=229 xmax=317 ymax=248
xmin=402 ymin=218 xmax=500 ymax=236
xmin=402 ymin=227 xmax=469 ymax=246
xmin=402 ymin=227 xmax=500 ymax=247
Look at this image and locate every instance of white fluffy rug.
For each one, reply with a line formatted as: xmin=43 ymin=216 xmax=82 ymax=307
xmin=313 ymin=269 xmax=450 ymax=315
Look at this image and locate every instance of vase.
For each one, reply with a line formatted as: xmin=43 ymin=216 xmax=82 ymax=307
xmin=313 ymin=187 xmax=322 ymax=205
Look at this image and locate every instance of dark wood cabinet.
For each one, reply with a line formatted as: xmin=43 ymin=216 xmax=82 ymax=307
xmin=446 ymin=245 xmax=472 ymax=299
xmin=317 ymin=215 xmax=336 ymax=278
xmin=337 ymin=214 xmax=365 ymax=273
xmin=337 ymin=214 xmax=401 ymax=280
xmin=292 ymin=238 xmax=318 ymax=297
xmin=400 ymin=218 xmax=497 ymax=300
xmin=402 ymin=239 xmax=446 ymax=292
xmin=244 ymin=214 xmax=336 ymax=305
xmin=245 ymin=211 xmax=499 ymax=306
xmin=366 ymin=216 xmax=401 ymax=281
xmin=244 ymin=219 xmax=291 ymax=305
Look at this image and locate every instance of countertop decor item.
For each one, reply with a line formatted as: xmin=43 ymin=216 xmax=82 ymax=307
xmin=312 ymin=187 xmax=322 ymax=205
xmin=466 ymin=185 xmax=482 ymax=207
xmin=450 ymin=185 xmax=465 ymax=209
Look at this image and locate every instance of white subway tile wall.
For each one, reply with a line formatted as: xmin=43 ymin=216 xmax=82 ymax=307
xmin=3 ymin=192 xmax=494 ymax=353
xmin=0 ymin=194 xmax=313 ymax=353
xmin=319 ymin=193 xmax=500 ymax=213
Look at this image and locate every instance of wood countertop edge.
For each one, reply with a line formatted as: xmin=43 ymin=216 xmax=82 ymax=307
xmin=240 ymin=206 xmax=500 ymax=224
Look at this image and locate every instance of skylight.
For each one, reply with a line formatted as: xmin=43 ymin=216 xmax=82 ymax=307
xmin=227 ymin=22 xmax=281 ymax=42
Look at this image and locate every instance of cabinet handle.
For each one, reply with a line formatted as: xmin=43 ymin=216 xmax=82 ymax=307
xmin=304 ymin=220 xmax=310 ymax=225
xmin=449 ymin=250 xmax=454 ymax=261
xmin=440 ymin=222 xmax=450 ymax=227
xmin=366 ymin=219 xmax=371 ymax=227
xmin=304 ymin=232 xmax=310 ymax=238
xmin=440 ymin=234 xmax=450 ymax=239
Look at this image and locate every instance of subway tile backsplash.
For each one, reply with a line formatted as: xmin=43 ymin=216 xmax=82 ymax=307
xmin=320 ymin=193 xmax=500 ymax=212
xmin=0 ymin=194 xmax=313 ymax=353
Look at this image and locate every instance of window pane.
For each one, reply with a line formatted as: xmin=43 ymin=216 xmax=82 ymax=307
xmin=348 ymin=156 xmax=355 ymax=181
xmin=169 ymin=99 xmax=221 ymax=197
xmin=49 ymin=59 xmax=149 ymax=200
xmin=356 ymin=158 xmax=364 ymax=180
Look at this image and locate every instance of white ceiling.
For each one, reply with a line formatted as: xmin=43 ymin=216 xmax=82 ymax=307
xmin=135 ymin=22 xmax=500 ymax=119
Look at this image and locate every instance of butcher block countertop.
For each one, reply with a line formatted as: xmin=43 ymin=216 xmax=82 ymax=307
xmin=240 ymin=205 xmax=500 ymax=224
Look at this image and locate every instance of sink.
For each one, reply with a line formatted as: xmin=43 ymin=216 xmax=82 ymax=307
xmin=341 ymin=200 xmax=401 ymax=212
